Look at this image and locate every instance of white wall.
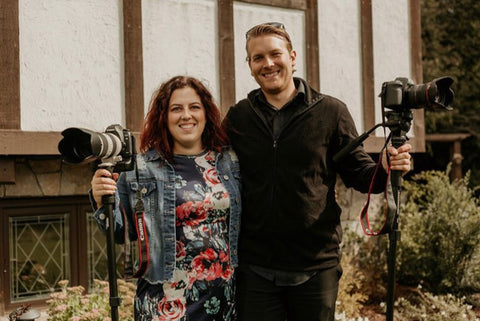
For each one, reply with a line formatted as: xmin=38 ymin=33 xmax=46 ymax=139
xmin=17 ymin=0 xmax=413 ymax=134
xmin=318 ymin=0 xmax=364 ymax=130
xmin=19 ymin=0 xmax=124 ymax=132
xmin=372 ymin=0 xmax=412 ymax=136
xmin=142 ymin=0 xmax=218 ymax=112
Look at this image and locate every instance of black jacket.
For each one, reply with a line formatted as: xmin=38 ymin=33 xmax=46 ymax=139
xmin=224 ymin=78 xmax=388 ymax=271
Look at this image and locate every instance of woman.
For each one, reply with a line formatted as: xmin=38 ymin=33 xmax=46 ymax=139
xmin=91 ymin=76 xmax=241 ymax=321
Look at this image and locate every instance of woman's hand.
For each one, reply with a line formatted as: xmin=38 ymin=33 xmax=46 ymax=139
xmin=91 ymin=169 xmax=119 ymax=208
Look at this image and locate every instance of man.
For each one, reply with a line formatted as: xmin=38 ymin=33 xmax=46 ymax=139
xmin=223 ymin=22 xmax=412 ymax=321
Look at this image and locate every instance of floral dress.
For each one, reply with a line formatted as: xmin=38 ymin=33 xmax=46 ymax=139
xmin=134 ymin=150 xmax=236 ymax=321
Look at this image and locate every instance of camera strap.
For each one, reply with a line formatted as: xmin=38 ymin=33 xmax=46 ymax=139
xmin=360 ymin=137 xmax=397 ymax=236
xmin=123 ymin=163 xmax=150 ymax=278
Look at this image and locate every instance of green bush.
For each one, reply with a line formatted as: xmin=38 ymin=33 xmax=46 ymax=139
xmin=395 ymin=286 xmax=477 ymax=321
xmin=397 ymin=168 xmax=480 ymax=293
xmin=336 ymin=252 xmax=368 ymax=318
xmin=47 ymin=279 xmax=135 ymax=321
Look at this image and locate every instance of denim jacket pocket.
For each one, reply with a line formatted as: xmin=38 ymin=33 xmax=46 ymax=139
xmin=128 ymin=181 xmax=157 ymax=214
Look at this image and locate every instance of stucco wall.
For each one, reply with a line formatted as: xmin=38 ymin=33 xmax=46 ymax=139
xmin=17 ymin=0 xmax=412 ymax=134
xmin=19 ymin=0 xmax=124 ymax=132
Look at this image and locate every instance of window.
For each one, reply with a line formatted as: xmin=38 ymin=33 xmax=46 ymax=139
xmin=1 ymin=197 xmax=123 ymax=309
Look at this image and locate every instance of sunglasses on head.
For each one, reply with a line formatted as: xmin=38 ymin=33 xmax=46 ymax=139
xmin=245 ymin=22 xmax=286 ymax=39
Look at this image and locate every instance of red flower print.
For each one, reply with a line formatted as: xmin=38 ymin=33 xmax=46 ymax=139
xmin=205 ymin=168 xmax=220 ymax=185
xmin=184 ymin=201 xmax=208 ymax=226
xmin=176 ymin=201 xmax=194 ymax=223
xmin=205 ymin=151 xmax=214 ymax=162
xmin=176 ymin=201 xmax=209 ymax=226
xmin=222 ymin=266 xmax=234 ymax=280
xmin=191 ymin=248 xmax=232 ymax=281
xmin=176 ymin=241 xmax=185 ymax=259
xmin=157 ymin=297 xmax=186 ymax=321
xmin=219 ymin=251 xmax=229 ymax=263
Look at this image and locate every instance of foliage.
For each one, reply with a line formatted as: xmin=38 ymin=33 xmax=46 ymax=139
xmin=47 ymin=279 xmax=135 ymax=321
xmin=341 ymin=226 xmax=391 ymax=303
xmin=421 ymin=0 xmax=480 ymax=187
xmin=397 ymin=167 xmax=480 ymax=293
xmin=336 ymin=252 xmax=368 ymax=318
xmin=338 ymin=167 xmax=480 ymax=319
xmin=395 ymin=286 xmax=477 ymax=321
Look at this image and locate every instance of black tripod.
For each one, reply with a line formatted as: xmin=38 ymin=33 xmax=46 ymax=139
xmin=100 ymin=165 xmax=121 ymax=321
xmin=384 ymin=109 xmax=412 ymax=321
xmin=333 ymin=109 xmax=412 ymax=321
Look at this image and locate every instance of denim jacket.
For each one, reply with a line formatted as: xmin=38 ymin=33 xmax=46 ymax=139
xmin=92 ymin=147 xmax=242 ymax=284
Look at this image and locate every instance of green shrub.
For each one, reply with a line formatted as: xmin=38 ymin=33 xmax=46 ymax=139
xmin=47 ymin=279 xmax=135 ymax=321
xmin=341 ymin=228 xmax=389 ymax=303
xmin=336 ymin=252 xmax=368 ymax=318
xmin=397 ymin=168 xmax=480 ymax=293
xmin=395 ymin=286 xmax=477 ymax=321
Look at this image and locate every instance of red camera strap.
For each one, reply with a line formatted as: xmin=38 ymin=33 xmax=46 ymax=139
xmin=360 ymin=148 xmax=397 ymax=236
xmin=123 ymin=195 xmax=150 ymax=278
xmin=123 ymin=162 xmax=150 ymax=278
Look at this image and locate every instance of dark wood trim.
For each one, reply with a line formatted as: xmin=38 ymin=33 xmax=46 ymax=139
xmin=218 ymin=0 xmax=236 ymax=115
xmin=123 ymin=0 xmax=144 ymax=132
xmin=426 ymin=133 xmax=471 ymax=180
xmin=0 ymin=130 xmax=62 ymax=155
xmin=409 ymin=0 xmax=425 ymax=152
xmin=0 ymin=0 xmax=20 ymax=130
xmin=425 ymin=133 xmax=471 ymax=142
xmin=410 ymin=0 xmax=423 ymax=84
xmin=360 ymin=0 xmax=375 ymax=131
xmin=236 ymin=0 xmax=307 ymax=10
xmin=0 ymin=130 xmax=141 ymax=155
xmin=305 ymin=0 xmax=319 ymax=91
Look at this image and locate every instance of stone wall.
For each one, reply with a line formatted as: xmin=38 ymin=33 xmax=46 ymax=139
xmin=0 ymin=156 xmax=381 ymax=232
xmin=0 ymin=156 xmax=92 ymax=198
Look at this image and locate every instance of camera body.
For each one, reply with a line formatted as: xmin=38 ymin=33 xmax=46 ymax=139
xmin=58 ymin=124 xmax=135 ymax=172
xmin=380 ymin=76 xmax=454 ymax=111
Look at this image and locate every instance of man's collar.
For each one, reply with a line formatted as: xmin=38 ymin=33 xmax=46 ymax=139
xmin=253 ymin=78 xmax=307 ymax=106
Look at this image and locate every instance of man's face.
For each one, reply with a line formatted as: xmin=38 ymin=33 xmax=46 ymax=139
xmin=247 ymin=34 xmax=296 ymax=96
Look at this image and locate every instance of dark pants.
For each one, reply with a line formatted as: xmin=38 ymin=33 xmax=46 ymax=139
xmin=236 ymin=264 xmax=342 ymax=321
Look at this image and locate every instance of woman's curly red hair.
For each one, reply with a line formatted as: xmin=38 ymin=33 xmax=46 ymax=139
xmin=140 ymin=76 xmax=228 ymax=162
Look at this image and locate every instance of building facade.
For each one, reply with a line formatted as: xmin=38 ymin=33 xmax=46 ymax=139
xmin=0 ymin=0 xmax=424 ymax=314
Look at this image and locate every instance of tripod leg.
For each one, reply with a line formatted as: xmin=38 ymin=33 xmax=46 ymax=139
xmin=103 ymin=194 xmax=121 ymax=321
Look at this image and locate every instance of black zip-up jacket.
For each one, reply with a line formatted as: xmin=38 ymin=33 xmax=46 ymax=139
xmin=224 ymin=78 xmax=388 ymax=271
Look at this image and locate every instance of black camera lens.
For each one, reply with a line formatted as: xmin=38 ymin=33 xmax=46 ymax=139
xmin=406 ymin=77 xmax=453 ymax=110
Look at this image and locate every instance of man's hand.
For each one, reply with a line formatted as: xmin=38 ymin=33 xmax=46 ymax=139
xmin=382 ymin=143 xmax=412 ymax=174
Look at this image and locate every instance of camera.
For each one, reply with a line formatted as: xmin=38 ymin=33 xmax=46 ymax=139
xmin=58 ymin=124 xmax=135 ymax=172
xmin=380 ymin=76 xmax=454 ymax=111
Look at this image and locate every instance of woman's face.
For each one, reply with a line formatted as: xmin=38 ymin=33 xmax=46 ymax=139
xmin=167 ymin=86 xmax=206 ymax=155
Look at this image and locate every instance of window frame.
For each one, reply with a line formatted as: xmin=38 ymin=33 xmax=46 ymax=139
xmin=0 ymin=196 xmax=90 ymax=310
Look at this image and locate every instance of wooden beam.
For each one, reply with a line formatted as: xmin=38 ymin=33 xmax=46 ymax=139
xmin=425 ymin=133 xmax=471 ymax=142
xmin=360 ymin=0 xmax=375 ymax=131
xmin=0 ymin=131 xmax=62 ymax=155
xmin=410 ymin=0 xmax=423 ymax=84
xmin=236 ymin=0 xmax=307 ymax=10
xmin=305 ymin=0 xmax=319 ymax=91
xmin=0 ymin=130 xmax=141 ymax=155
xmin=218 ymin=0 xmax=236 ymax=115
xmin=123 ymin=0 xmax=144 ymax=132
xmin=410 ymin=0 xmax=425 ymax=152
xmin=0 ymin=0 xmax=20 ymax=130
